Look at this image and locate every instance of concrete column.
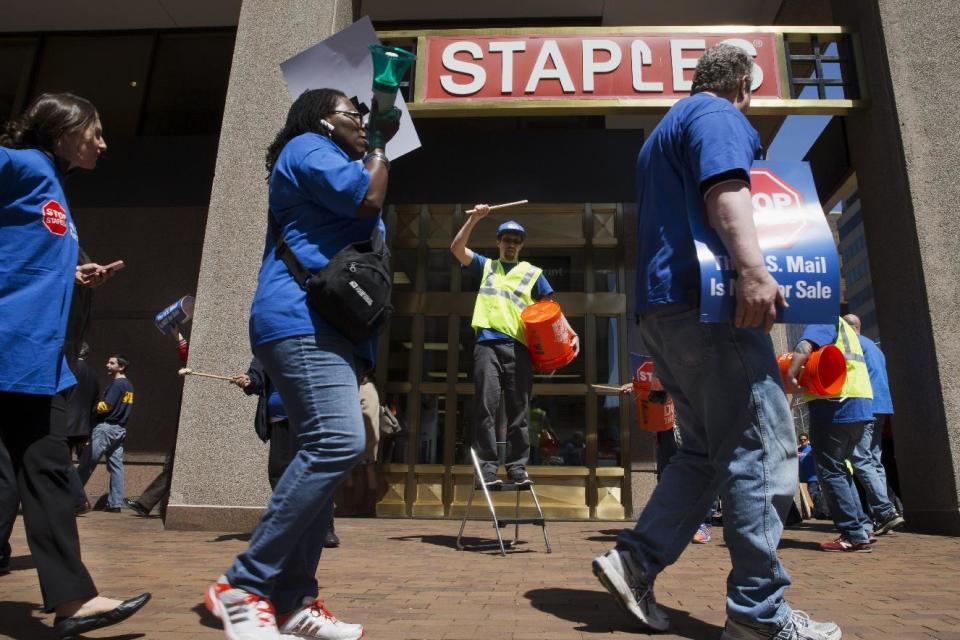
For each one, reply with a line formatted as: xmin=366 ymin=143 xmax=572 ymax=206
xmin=166 ymin=0 xmax=356 ymax=530
xmin=832 ymin=0 xmax=960 ymax=534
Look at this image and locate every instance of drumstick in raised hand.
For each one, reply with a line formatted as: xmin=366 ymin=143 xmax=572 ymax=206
xmin=178 ymin=367 xmax=234 ymax=381
xmin=465 ymin=199 xmax=528 ymax=214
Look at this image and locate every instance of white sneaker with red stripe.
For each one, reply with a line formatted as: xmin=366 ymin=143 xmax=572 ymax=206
xmin=278 ymin=597 xmax=363 ymax=640
xmin=205 ymin=575 xmax=281 ymax=640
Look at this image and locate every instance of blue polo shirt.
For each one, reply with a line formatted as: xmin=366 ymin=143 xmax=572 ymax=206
xmin=0 ymin=147 xmax=79 ymax=395
xmin=465 ymin=254 xmax=553 ymax=343
xmin=799 ymin=323 xmax=873 ymax=424
xmin=861 ymin=336 xmax=893 ymax=416
xmin=635 ymin=92 xmax=761 ymax=312
xmin=249 ymin=133 xmax=382 ymax=364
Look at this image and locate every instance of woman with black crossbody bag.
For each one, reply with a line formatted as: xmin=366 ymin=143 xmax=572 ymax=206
xmin=204 ymin=88 xmax=399 ymax=640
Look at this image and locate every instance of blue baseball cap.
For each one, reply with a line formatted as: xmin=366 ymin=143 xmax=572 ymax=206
xmin=497 ymin=220 xmax=526 ymax=239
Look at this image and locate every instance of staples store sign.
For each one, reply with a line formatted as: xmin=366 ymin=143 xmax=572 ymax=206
xmin=423 ymin=33 xmax=782 ymax=101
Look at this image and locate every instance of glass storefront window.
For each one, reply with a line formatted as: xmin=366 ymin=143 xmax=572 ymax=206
xmin=387 ymin=316 xmax=413 ymax=383
xmin=382 ymin=393 xmax=409 ymax=463
xmin=422 ymin=317 xmax=448 ymax=382
xmin=597 ymin=395 xmax=623 ymax=467
xmin=531 ymin=395 xmax=587 ymax=466
xmin=417 ymin=394 xmax=445 ymax=464
xmin=596 ymin=315 xmax=621 ymax=386
xmin=453 ymin=394 xmax=474 ymax=465
xmin=392 ymin=249 xmax=417 ymax=292
xmin=425 ymin=249 xmax=452 ymax=292
xmin=457 ymin=316 xmax=476 ymax=383
xmin=594 ymin=248 xmax=619 ymax=293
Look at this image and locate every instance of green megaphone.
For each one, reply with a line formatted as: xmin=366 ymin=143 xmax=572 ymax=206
xmin=369 ymin=43 xmax=417 ymax=111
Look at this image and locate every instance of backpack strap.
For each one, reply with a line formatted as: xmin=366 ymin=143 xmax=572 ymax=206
xmin=268 ymin=208 xmax=313 ymax=291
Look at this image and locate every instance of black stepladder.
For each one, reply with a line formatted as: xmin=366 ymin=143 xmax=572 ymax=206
xmin=456 ymin=447 xmax=552 ymax=556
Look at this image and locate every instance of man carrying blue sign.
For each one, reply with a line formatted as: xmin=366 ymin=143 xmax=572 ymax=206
xmin=591 ymin=44 xmax=840 ymax=640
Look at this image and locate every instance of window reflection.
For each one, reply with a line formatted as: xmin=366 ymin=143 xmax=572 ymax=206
xmin=422 ymin=317 xmax=447 ymax=382
xmin=418 ymin=394 xmax=445 ymax=464
xmin=387 ymin=317 xmax=413 ymax=383
xmin=597 ymin=395 xmax=622 ymax=467
xmin=530 ymin=395 xmax=587 ymax=466
xmin=596 ymin=315 xmax=621 ymax=386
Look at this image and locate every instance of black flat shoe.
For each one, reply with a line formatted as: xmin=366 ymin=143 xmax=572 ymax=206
xmin=103 ymin=506 xmax=121 ymax=513
xmin=53 ymin=592 xmax=151 ymax=639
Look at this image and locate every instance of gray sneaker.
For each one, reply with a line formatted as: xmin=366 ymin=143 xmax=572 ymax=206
xmin=591 ymin=549 xmax=670 ymax=631
xmin=874 ymin=512 xmax=905 ymax=536
xmin=722 ymin=610 xmax=841 ymax=640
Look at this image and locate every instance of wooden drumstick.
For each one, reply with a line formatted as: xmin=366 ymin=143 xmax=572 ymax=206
xmin=178 ymin=367 xmax=233 ymax=381
xmin=465 ymin=199 xmax=528 ymax=214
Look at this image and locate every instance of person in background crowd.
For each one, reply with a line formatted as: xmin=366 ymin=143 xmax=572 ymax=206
xmin=125 ymin=331 xmax=189 ymax=519
xmin=78 ymin=355 xmax=134 ymax=513
xmin=789 ymin=316 xmax=875 ymax=553
xmin=0 ymin=91 xmax=149 ymax=638
xmin=66 ymin=342 xmax=100 ymax=513
xmin=592 ymin=45 xmax=840 ymax=640
xmin=844 ymin=314 xmax=904 ymax=535
xmin=205 ymin=87 xmax=399 ymax=640
xmin=797 ymin=433 xmax=827 ymax=519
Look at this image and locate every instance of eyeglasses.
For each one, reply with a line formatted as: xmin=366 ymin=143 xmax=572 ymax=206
xmin=332 ymin=110 xmax=364 ymax=126
xmin=499 ymin=235 xmax=524 ymax=245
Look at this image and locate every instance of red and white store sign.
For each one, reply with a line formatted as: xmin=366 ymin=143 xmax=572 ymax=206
xmin=423 ymin=33 xmax=781 ymax=101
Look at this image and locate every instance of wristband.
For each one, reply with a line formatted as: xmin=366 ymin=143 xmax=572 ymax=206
xmin=364 ymin=151 xmax=390 ymax=171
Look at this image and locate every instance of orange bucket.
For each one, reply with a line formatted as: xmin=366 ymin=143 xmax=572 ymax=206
xmin=777 ymin=344 xmax=847 ymax=396
xmin=632 ymin=379 xmax=675 ymax=433
xmin=521 ymin=300 xmax=577 ymax=372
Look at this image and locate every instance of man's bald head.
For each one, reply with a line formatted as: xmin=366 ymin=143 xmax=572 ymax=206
xmin=843 ymin=314 xmax=861 ymax=334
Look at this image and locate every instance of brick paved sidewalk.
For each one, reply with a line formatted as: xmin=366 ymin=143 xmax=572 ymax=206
xmin=2 ymin=511 xmax=959 ymax=639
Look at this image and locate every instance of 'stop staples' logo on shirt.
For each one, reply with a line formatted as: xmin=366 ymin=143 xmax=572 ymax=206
xmin=41 ymin=199 xmax=68 ymax=236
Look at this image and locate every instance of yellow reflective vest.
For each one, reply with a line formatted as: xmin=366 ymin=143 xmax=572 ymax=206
xmin=471 ymin=259 xmax=542 ymax=345
xmin=804 ymin=316 xmax=873 ymax=402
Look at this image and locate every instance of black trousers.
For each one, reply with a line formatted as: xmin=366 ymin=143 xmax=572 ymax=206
xmin=0 ymin=391 xmax=98 ymax=611
xmin=268 ymin=419 xmax=294 ymax=490
xmin=137 ymin=453 xmax=174 ymax=514
xmin=472 ymin=341 xmax=532 ymax=476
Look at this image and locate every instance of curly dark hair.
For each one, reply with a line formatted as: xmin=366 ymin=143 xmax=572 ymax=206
xmin=265 ymin=88 xmax=347 ymax=178
xmin=0 ymin=93 xmax=98 ymax=156
xmin=691 ymin=44 xmax=754 ymax=95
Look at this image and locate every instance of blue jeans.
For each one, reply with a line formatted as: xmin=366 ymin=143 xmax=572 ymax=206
xmin=809 ymin=420 xmax=870 ymax=542
xmin=849 ymin=419 xmax=896 ymax=523
xmin=617 ymin=304 xmax=795 ymax=628
xmin=226 ymin=334 xmax=365 ymax=614
xmin=77 ymin=422 xmax=125 ymax=509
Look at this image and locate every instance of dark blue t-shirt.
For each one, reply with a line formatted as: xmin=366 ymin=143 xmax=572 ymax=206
xmin=800 ymin=323 xmax=873 ymax=424
xmin=861 ymin=336 xmax=893 ymax=416
xmin=100 ymin=377 xmax=134 ymax=426
xmin=798 ymin=443 xmax=817 ymax=482
xmin=465 ymin=253 xmax=554 ymax=343
xmin=635 ymin=92 xmax=761 ymax=312
xmin=0 ymin=147 xmax=79 ymax=394
xmin=249 ymin=133 xmax=380 ymax=364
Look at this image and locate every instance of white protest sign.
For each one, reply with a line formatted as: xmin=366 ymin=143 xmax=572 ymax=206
xmin=280 ymin=16 xmax=421 ymax=159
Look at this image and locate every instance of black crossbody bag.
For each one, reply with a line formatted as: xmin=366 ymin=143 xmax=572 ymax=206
xmin=269 ymin=210 xmax=393 ymax=344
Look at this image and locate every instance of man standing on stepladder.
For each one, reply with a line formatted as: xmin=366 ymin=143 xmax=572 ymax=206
xmin=450 ymin=204 xmax=577 ymax=488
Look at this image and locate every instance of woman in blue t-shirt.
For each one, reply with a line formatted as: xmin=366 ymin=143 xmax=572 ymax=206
xmin=0 ymin=93 xmax=150 ymax=638
xmin=205 ymin=89 xmax=399 ymax=640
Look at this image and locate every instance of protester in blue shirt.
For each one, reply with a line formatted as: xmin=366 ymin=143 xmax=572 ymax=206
xmin=844 ymin=314 xmax=904 ymax=535
xmin=591 ymin=45 xmax=840 ymax=640
xmin=0 ymin=92 xmax=149 ymax=639
xmin=206 ymin=88 xmax=399 ymax=640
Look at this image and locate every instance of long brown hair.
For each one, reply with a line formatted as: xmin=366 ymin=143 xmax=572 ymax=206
xmin=0 ymin=93 xmax=99 ymax=157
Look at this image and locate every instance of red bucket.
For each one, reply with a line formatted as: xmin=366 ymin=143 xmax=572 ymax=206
xmin=521 ymin=300 xmax=577 ymax=372
xmin=778 ymin=344 xmax=847 ymax=396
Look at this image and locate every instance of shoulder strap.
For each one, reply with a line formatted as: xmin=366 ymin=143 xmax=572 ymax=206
xmin=268 ymin=209 xmax=312 ymax=291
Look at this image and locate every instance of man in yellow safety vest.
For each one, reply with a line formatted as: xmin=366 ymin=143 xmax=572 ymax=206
xmin=450 ymin=204 xmax=577 ymax=487
xmin=787 ymin=315 xmax=875 ymax=553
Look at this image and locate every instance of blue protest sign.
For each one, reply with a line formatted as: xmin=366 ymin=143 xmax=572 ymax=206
xmin=692 ymin=160 xmax=840 ymax=324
